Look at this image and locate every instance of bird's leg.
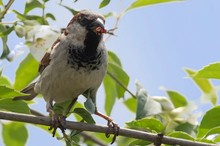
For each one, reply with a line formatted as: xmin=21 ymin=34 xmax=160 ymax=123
xmin=46 ymin=98 xmax=78 ymax=137
xmin=46 ymin=101 xmax=66 ymax=137
xmin=64 ymin=97 xmax=78 ymax=116
xmin=95 ymin=108 xmax=119 ymax=144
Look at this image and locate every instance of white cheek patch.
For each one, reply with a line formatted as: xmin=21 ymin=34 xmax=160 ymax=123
xmin=97 ymin=18 xmax=104 ymax=25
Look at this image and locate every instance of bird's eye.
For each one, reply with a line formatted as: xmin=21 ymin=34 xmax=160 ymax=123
xmin=78 ymin=16 xmax=89 ymax=26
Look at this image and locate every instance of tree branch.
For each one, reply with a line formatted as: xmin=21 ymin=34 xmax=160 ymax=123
xmin=0 ymin=111 xmax=214 ymax=146
xmin=30 ymin=109 xmax=107 ymax=145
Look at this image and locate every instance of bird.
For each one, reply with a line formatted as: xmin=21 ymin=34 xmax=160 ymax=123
xmin=14 ymin=10 xmax=119 ymax=144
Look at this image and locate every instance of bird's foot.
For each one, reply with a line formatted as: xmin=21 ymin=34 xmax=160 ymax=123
xmin=105 ymin=120 xmax=120 ymax=144
xmin=95 ymin=110 xmax=120 ymax=144
xmin=48 ymin=111 xmax=67 ymax=137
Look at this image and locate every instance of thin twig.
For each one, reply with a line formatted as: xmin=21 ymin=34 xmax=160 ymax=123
xmin=42 ymin=0 xmax=46 ymax=25
xmin=81 ymin=132 xmax=107 ymax=146
xmin=107 ymin=71 xmax=136 ymax=98
xmin=0 ymin=0 xmax=15 ymax=20
xmin=104 ymin=0 xmax=123 ymax=42
xmin=104 ymin=13 xmax=121 ymax=42
xmin=0 ymin=111 xmax=214 ymax=146
xmin=0 ymin=21 xmax=16 ymax=24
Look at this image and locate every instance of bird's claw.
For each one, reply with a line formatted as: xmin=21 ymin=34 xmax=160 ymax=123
xmin=49 ymin=114 xmax=67 ymax=137
xmin=105 ymin=120 xmax=120 ymax=144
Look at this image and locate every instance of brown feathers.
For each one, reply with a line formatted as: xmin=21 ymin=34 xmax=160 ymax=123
xmin=39 ymin=52 xmax=51 ymax=73
xmin=39 ymin=38 xmax=61 ymax=73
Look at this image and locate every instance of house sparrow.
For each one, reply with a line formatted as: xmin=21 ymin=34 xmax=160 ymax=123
xmin=14 ymin=10 xmax=119 ymax=144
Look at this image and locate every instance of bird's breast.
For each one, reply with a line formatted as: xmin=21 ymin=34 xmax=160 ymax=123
xmin=67 ymin=44 xmax=106 ymax=71
xmin=35 ymin=43 xmax=107 ymax=103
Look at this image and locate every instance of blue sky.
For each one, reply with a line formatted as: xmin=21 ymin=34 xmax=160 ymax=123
xmin=1 ymin=0 xmax=220 ymax=145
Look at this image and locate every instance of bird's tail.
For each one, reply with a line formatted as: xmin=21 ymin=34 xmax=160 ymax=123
xmin=13 ymin=82 xmax=38 ymax=101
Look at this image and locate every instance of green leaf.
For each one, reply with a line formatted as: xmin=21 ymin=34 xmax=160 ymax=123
xmin=99 ymin=0 xmax=111 ymax=8
xmin=166 ymin=90 xmax=188 ymax=108
xmin=0 ymin=25 xmax=14 ymax=37
xmin=13 ymin=10 xmax=26 ymax=20
xmin=103 ymin=73 xmax=116 ymax=115
xmin=73 ymin=102 xmax=85 ymax=121
xmin=202 ymin=126 xmax=220 ymax=140
xmin=197 ymin=106 xmax=220 ymax=138
xmin=0 ymin=98 xmax=30 ymax=114
xmin=84 ymin=97 xmax=96 ymax=114
xmin=59 ymin=4 xmax=78 ymax=15
xmin=24 ymin=0 xmax=43 ymax=14
xmin=214 ymin=134 xmax=220 ymax=143
xmin=27 ymin=15 xmax=48 ymax=25
xmin=13 ymin=10 xmax=48 ymax=25
xmin=167 ymin=131 xmax=195 ymax=140
xmin=46 ymin=13 xmax=56 ymax=20
xmin=0 ymin=86 xmax=27 ymax=98
xmin=194 ymin=63 xmax=220 ymax=79
xmin=124 ymin=97 xmax=137 ymax=112
xmin=0 ymin=37 xmax=10 ymax=60
xmin=0 ymin=24 xmax=10 ymax=60
xmin=135 ymin=81 xmax=162 ymax=119
xmin=126 ymin=0 xmax=182 ymax=11
xmin=175 ymin=122 xmax=197 ymax=136
xmin=0 ymin=76 xmax=11 ymax=86
xmin=108 ymin=51 xmax=122 ymax=67
xmin=103 ymin=12 xmax=114 ymax=18
xmin=185 ymin=68 xmax=218 ymax=106
xmin=69 ymin=130 xmax=81 ymax=145
xmin=129 ymin=139 xmax=151 ymax=146
xmin=126 ymin=117 xmax=164 ymax=133
xmin=2 ymin=122 xmax=28 ymax=146
xmin=53 ymin=100 xmax=73 ymax=115
xmin=108 ymin=63 xmax=129 ymax=98
xmin=104 ymin=62 xmax=129 ymax=115
xmin=14 ymin=53 xmax=39 ymax=90
xmin=73 ymin=108 xmax=95 ymax=124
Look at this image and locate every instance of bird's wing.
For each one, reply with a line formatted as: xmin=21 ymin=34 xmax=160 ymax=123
xmin=38 ymin=16 xmax=77 ymax=74
xmin=38 ymin=14 xmax=80 ymax=74
xmin=38 ymin=38 xmax=60 ymax=73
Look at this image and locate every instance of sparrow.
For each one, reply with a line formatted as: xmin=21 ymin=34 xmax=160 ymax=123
xmin=14 ymin=10 xmax=119 ymax=144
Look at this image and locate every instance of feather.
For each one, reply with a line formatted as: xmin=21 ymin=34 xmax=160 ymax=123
xmin=13 ymin=82 xmax=38 ymax=101
xmin=39 ymin=52 xmax=51 ymax=73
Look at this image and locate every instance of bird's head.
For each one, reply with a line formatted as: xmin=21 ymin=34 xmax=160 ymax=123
xmin=65 ymin=10 xmax=107 ymax=37
xmin=76 ymin=10 xmax=107 ymax=35
xmin=63 ymin=10 xmax=108 ymax=50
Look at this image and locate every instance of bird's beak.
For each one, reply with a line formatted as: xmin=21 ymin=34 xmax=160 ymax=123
xmin=91 ymin=18 xmax=107 ymax=35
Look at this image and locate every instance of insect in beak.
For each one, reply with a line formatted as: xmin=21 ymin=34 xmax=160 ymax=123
xmin=95 ymin=27 xmax=117 ymax=36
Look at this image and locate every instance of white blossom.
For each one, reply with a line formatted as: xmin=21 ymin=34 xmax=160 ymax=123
xmin=26 ymin=25 xmax=60 ymax=61
xmin=171 ymin=102 xmax=201 ymax=125
xmin=7 ymin=42 xmax=25 ymax=61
